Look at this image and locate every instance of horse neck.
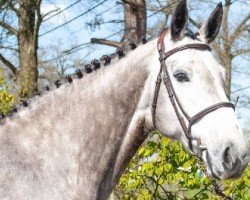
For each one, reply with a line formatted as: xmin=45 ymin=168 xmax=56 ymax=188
xmin=0 ymin=40 xmax=158 ymax=199
xmin=81 ymin=41 xmax=158 ymax=198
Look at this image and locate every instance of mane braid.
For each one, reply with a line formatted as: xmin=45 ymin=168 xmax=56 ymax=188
xmin=0 ymin=26 xmax=198 ymax=124
xmin=0 ymin=37 xmax=148 ymax=125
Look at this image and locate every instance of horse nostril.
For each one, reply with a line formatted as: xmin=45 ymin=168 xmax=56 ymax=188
xmin=241 ymin=153 xmax=248 ymax=161
xmin=223 ymin=147 xmax=232 ymax=165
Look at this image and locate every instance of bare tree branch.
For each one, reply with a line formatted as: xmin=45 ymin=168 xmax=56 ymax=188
xmin=42 ymin=9 xmax=60 ymax=20
xmin=221 ymin=0 xmax=230 ymax=48
xmin=102 ymin=20 xmax=124 ymax=25
xmin=6 ymin=0 xmax=19 ymax=16
xmin=0 ymin=21 xmax=18 ymax=36
xmin=0 ymin=45 xmax=18 ymax=52
xmin=232 ymin=48 xmax=250 ymax=57
xmin=0 ymin=53 xmax=17 ymax=75
xmin=232 ymin=85 xmax=250 ymax=93
xmin=189 ymin=17 xmax=201 ymax=28
xmin=229 ymin=13 xmax=250 ymax=45
xmin=91 ymin=38 xmax=123 ymax=48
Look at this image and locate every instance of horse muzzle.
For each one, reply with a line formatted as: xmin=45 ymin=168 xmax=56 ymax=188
xmin=205 ymin=147 xmax=249 ymax=180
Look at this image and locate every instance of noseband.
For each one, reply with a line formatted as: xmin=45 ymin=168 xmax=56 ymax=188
xmin=152 ymin=30 xmax=235 ymax=158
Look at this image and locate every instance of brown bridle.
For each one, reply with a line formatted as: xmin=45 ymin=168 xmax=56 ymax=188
xmin=152 ymin=30 xmax=235 ymax=158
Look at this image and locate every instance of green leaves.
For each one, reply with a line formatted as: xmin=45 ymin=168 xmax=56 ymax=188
xmin=114 ymin=131 xmax=250 ymax=199
xmin=0 ymin=67 xmax=14 ymax=115
xmin=223 ymin=167 xmax=250 ymax=199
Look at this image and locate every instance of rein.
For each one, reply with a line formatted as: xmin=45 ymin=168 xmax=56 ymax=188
xmin=152 ymin=30 xmax=234 ymax=199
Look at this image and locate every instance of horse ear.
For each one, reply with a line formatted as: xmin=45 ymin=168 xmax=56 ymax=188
xmin=171 ymin=0 xmax=188 ymax=41
xmin=198 ymin=2 xmax=223 ymax=43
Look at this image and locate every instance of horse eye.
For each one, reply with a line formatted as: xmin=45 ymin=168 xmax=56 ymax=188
xmin=174 ymin=72 xmax=189 ymax=82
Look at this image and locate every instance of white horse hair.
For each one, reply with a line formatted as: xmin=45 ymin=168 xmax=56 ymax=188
xmin=0 ymin=0 xmax=249 ymax=199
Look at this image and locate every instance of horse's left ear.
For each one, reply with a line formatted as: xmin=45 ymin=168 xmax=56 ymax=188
xmin=197 ymin=2 xmax=223 ymax=43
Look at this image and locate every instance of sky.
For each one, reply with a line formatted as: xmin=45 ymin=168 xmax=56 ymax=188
xmin=2 ymin=0 xmax=250 ymax=129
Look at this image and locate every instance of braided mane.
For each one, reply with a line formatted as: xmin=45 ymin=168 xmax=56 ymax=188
xmin=0 ymin=27 xmax=199 ymax=123
xmin=0 ymin=38 xmax=149 ymax=123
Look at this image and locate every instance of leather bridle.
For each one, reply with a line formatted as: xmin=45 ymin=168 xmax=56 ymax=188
xmin=152 ymin=30 xmax=235 ymax=158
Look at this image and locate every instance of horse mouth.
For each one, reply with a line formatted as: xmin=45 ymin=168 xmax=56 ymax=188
xmin=203 ymin=150 xmax=248 ymax=180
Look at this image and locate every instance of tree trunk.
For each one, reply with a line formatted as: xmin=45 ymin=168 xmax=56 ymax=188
xmin=91 ymin=0 xmax=147 ymax=49
xmin=222 ymin=54 xmax=232 ymax=100
xmin=221 ymin=0 xmax=232 ymax=100
xmin=122 ymin=0 xmax=146 ymax=46
xmin=17 ymin=1 xmax=40 ymax=98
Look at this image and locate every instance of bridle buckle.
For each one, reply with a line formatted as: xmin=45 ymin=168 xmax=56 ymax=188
xmin=190 ymin=137 xmax=207 ymax=158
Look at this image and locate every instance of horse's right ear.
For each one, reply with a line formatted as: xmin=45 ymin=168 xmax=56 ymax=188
xmin=171 ymin=0 xmax=188 ymax=41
